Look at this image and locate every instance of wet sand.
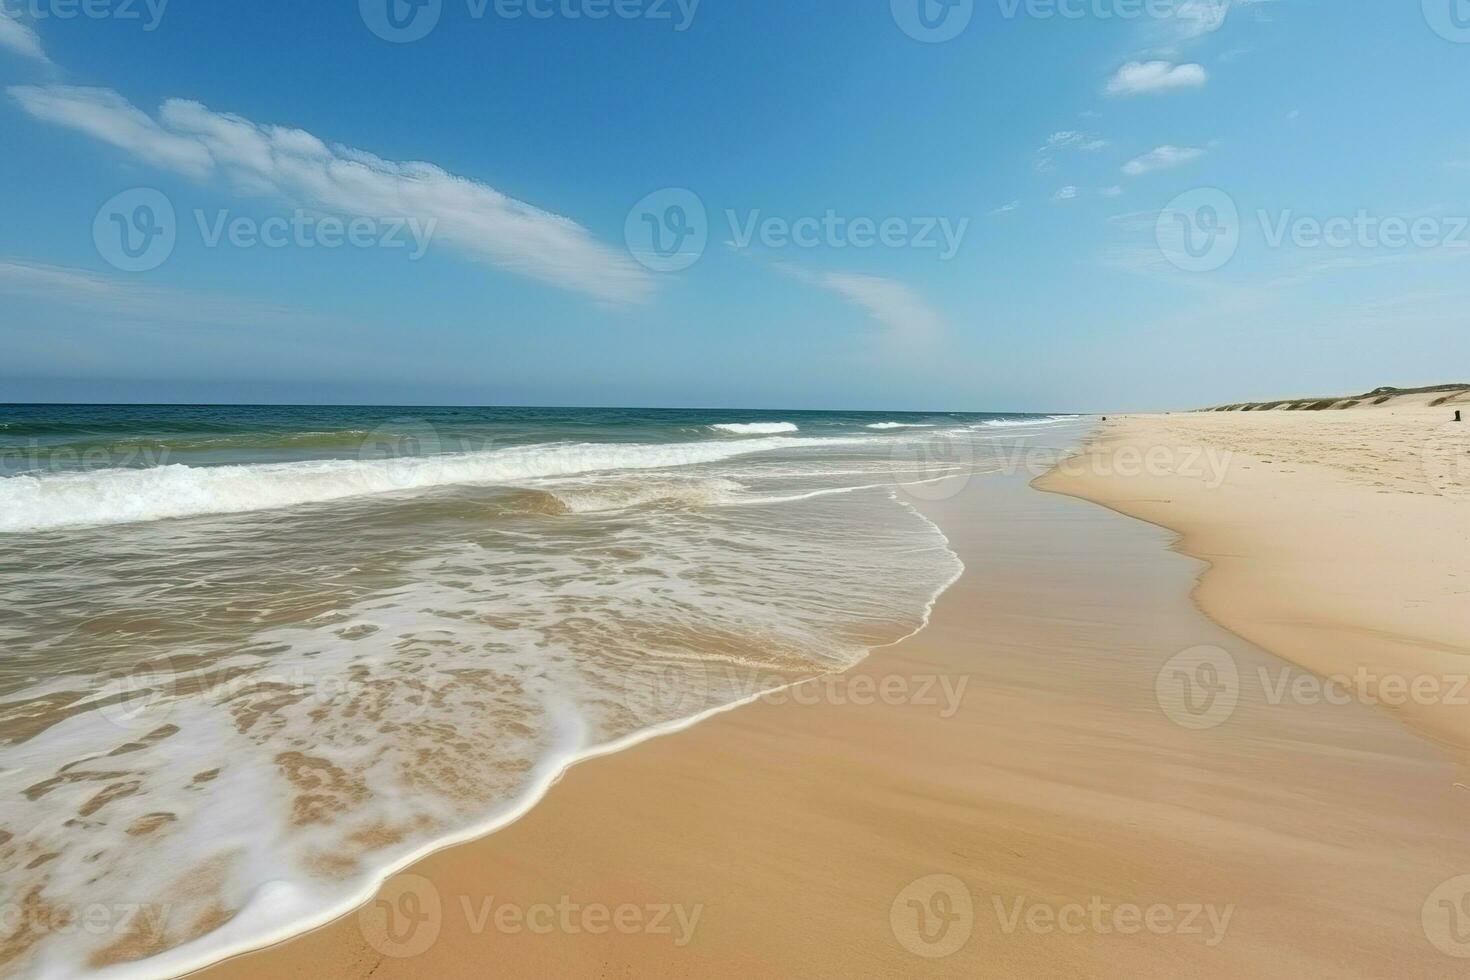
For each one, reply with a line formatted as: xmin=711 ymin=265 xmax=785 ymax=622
xmin=198 ymin=412 xmax=1470 ymax=978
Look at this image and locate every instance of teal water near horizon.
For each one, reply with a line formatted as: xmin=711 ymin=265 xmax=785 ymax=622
xmin=0 ymin=403 xmax=1082 ymax=978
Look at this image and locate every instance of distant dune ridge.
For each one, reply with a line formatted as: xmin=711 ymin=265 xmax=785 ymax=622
xmin=1203 ymin=383 xmax=1470 ymax=413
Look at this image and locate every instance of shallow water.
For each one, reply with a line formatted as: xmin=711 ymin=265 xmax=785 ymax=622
xmin=0 ymin=405 xmax=1079 ymax=977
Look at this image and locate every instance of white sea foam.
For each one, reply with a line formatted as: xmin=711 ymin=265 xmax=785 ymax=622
xmin=535 ymin=475 xmax=748 ymax=513
xmin=2 ymin=471 xmax=964 ymax=980
xmin=0 ymin=435 xmax=863 ymax=533
xmin=865 ymin=422 xmax=936 ymax=430
xmin=709 ymin=422 xmax=799 ymax=435
xmin=974 ymin=415 xmax=1082 ymax=428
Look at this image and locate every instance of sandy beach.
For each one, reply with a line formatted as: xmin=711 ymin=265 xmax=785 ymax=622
xmin=198 ymin=396 xmax=1470 ymax=978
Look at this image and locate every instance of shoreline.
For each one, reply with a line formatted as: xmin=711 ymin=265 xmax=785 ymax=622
xmin=98 ymin=504 xmax=967 ymax=980
xmin=1038 ymin=395 xmax=1470 ymax=758
xmin=93 ymin=485 xmax=973 ymax=980
xmin=195 ymin=414 xmax=1470 ymax=978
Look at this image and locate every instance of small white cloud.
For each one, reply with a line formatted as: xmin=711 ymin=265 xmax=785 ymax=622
xmin=1105 ymin=61 xmax=1208 ymax=97
xmin=1100 ymin=185 xmax=1124 ymax=198
xmin=1053 ymin=186 xmax=1079 ymax=202
xmin=1122 ymin=145 xmax=1205 ymax=177
xmin=0 ymin=8 xmax=48 ymax=63
xmin=991 ymin=200 xmax=1022 ymax=215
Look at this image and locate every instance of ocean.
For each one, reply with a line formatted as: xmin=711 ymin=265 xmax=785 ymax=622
xmin=0 ymin=404 xmax=1080 ymax=977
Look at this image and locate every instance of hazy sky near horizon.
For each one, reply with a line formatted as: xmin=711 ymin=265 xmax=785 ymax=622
xmin=1 ymin=0 xmax=1467 ymax=411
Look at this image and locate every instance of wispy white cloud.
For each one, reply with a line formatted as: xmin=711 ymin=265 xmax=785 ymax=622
xmin=1100 ymin=185 xmax=1124 ymax=198
xmin=777 ymin=264 xmax=944 ymax=344
xmin=817 ymin=272 xmax=945 ymax=343
xmin=11 ymin=86 xmax=214 ymax=176
xmin=1169 ymin=0 xmax=1279 ymax=43
xmin=0 ymin=257 xmax=326 ymax=327
xmin=1053 ymin=186 xmax=1079 ymax=202
xmin=1122 ymin=145 xmax=1205 ymax=176
xmin=1046 ymin=131 xmax=1109 ymax=153
xmin=1105 ymin=61 xmax=1207 ymax=96
xmin=991 ymin=200 xmax=1022 ymax=215
xmin=1036 ymin=130 xmax=1109 ymax=174
xmin=1168 ymin=0 xmax=1231 ymax=41
xmin=0 ymin=8 xmax=48 ymax=63
xmin=8 ymin=85 xmax=652 ymax=303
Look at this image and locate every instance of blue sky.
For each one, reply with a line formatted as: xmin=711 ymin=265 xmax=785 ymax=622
xmin=1 ymin=0 xmax=1467 ymax=411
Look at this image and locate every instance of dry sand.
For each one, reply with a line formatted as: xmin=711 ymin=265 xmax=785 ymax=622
xmin=198 ymin=399 xmax=1470 ymax=978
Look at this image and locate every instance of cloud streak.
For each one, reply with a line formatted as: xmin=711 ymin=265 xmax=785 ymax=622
xmin=0 ymin=257 xmax=328 ymax=327
xmin=0 ymin=9 xmax=48 ymax=63
xmin=8 ymin=85 xmax=652 ymax=303
xmin=776 ymin=264 xmax=945 ymax=344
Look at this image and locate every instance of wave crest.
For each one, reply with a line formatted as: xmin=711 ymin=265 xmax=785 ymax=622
xmin=709 ymin=422 xmax=799 ymax=435
xmin=0 ymin=436 xmax=859 ymax=534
